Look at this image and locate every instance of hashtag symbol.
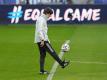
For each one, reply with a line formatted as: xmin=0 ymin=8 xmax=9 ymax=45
xmin=8 ymin=6 xmax=23 ymax=23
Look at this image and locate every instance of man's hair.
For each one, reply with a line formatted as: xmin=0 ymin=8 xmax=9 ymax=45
xmin=43 ymin=7 xmax=53 ymax=15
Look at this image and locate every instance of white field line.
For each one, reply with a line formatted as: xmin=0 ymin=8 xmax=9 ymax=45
xmin=46 ymin=51 xmax=64 ymax=80
xmin=71 ymin=61 xmax=107 ymax=65
xmin=46 ymin=58 xmax=107 ymax=80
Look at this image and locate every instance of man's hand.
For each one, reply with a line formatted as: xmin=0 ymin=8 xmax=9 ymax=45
xmin=40 ymin=40 xmax=44 ymax=47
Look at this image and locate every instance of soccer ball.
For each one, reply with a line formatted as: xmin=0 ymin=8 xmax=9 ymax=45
xmin=61 ymin=43 xmax=70 ymax=52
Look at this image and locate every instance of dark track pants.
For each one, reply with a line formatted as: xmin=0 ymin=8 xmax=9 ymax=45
xmin=37 ymin=41 xmax=63 ymax=71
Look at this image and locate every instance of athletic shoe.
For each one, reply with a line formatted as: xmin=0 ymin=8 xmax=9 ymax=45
xmin=61 ymin=60 xmax=70 ymax=68
xmin=40 ymin=70 xmax=49 ymax=74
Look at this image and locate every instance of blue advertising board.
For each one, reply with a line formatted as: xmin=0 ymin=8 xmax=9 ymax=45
xmin=0 ymin=5 xmax=107 ymax=24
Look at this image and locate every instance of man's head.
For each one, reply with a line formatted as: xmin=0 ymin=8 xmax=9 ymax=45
xmin=43 ymin=7 xmax=53 ymax=18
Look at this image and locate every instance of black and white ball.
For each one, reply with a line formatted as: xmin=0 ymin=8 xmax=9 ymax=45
xmin=61 ymin=43 xmax=70 ymax=52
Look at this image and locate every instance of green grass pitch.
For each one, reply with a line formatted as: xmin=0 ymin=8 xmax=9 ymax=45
xmin=0 ymin=24 xmax=107 ymax=80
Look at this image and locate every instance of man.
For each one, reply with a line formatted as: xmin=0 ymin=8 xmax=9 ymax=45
xmin=35 ymin=7 xmax=70 ymax=74
xmin=26 ymin=0 xmax=29 ymax=4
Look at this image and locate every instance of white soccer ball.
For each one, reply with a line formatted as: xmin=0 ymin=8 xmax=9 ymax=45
xmin=61 ymin=43 xmax=70 ymax=52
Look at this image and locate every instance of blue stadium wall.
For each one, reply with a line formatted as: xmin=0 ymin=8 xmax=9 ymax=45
xmin=0 ymin=5 xmax=107 ymax=24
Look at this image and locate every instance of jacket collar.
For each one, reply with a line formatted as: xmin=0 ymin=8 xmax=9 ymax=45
xmin=42 ymin=14 xmax=48 ymax=21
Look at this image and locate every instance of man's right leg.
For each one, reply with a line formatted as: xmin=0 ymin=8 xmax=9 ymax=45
xmin=37 ymin=43 xmax=46 ymax=72
xmin=44 ymin=41 xmax=70 ymax=68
